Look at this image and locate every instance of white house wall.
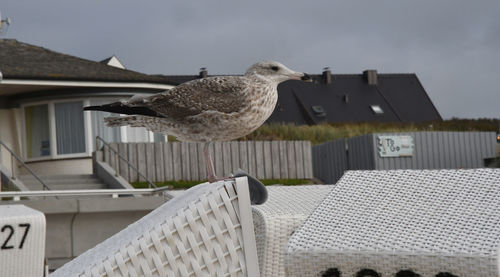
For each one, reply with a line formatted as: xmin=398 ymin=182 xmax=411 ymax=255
xmin=18 ymin=158 xmax=93 ymax=176
xmin=2 ymin=95 xmax=164 ymax=178
xmin=0 ymin=109 xmax=21 ymax=175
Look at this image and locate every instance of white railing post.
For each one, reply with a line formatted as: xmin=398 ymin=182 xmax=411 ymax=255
xmin=10 ymin=154 xmax=16 ymax=180
xmin=114 ymin=152 xmax=119 ymax=177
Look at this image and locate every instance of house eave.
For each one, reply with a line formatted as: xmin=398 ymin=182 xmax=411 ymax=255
xmin=0 ymin=79 xmax=174 ymax=92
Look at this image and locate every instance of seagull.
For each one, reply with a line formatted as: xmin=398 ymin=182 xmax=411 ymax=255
xmin=84 ymin=61 xmax=310 ymax=183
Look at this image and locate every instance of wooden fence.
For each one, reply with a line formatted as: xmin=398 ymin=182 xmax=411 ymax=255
xmin=103 ymin=141 xmax=313 ymax=182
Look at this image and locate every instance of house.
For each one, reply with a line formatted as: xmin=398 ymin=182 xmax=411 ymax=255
xmin=270 ymin=68 xmax=442 ymax=124
xmin=163 ymin=67 xmax=442 ymax=125
xmin=0 ymin=39 xmax=175 ymax=176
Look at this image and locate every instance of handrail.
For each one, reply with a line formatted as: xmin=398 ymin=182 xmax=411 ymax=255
xmin=0 ymin=187 xmax=173 ymax=199
xmin=0 ymin=140 xmax=52 ymax=191
xmin=95 ymin=136 xmax=158 ymax=189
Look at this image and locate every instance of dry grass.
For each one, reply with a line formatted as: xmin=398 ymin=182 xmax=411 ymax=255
xmin=167 ymin=118 xmax=499 ymax=145
xmin=239 ymin=118 xmax=499 ymax=145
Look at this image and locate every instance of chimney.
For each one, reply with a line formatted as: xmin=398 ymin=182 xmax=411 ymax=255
xmin=199 ymin=67 xmax=207 ymax=78
xmin=343 ymin=94 xmax=349 ymax=104
xmin=322 ymin=67 xmax=332 ymax=85
xmin=363 ymin=69 xmax=378 ymax=85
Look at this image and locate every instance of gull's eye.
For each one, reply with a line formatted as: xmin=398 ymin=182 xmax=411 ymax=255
xmin=271 ymin=66 xmax=279 ymax=71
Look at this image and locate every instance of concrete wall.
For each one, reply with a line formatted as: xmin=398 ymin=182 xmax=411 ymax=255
xmin=0 ymin=109 xmax=19 ymax=176
xmin=21 ymin=158 xmax=93 ymax=176
xmin=0 ymin=196 xmax=167 ymax=270
xmin=93 ymin=151 xmax=134 ymax=189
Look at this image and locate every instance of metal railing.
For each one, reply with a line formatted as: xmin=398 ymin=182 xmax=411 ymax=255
xmin=0 ymin=187 xmax=172 ymax=201
xmin=0 ymin=140 xmax=51 ymax=191
xmin=95 ymin=136 xmax=157 ymax=189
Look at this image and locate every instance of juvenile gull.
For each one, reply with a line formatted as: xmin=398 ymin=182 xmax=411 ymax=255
xmin=85 ymin=61 xmax=310 ymax=182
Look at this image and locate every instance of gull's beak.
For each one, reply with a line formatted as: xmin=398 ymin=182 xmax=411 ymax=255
xmin=289 ymin=72 xmax=312 ymax=82
xmin=301 ymin=73 xmax=312 ymax=82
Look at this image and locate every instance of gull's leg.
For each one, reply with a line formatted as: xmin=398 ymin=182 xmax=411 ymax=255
xmin=204 ymin=142 xmax=218 ymax=183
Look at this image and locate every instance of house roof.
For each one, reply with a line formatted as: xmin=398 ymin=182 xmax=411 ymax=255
xmin=271 ymin=73 xmax=442 ymax=124
xmin=0 ymin=39 xmax=175 ymax=85
xmin=159 ymin=71 xmax=442 ymax=124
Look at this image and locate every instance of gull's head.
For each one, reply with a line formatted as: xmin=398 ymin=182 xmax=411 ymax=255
xmin=245 ymin=61 xmax=311 ymax=83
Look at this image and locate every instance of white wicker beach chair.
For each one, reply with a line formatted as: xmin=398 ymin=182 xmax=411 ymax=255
xmin=285 ymin=169 xmax=500 ymax=277
xmin=50 ymin=177 xmax=260 ymax=277
xmin=252 ymin=185 xmax=332 ymax=277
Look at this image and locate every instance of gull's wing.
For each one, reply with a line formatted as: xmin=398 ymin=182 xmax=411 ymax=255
xmin=145 ymin=76 xmax=248 ymax=119
xmin=83 ymin=76 xmax=249 ymax=119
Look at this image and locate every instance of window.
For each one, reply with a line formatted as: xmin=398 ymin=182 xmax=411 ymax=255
xmin=154 ymin=132 xmax=166 ymax=142
xmin=23 ymin=98 xmax=164 ymax=160
xmin=89 ymin=98 xmax=157 ymax=145
xmin=25 ymin=104 xmax=51 ymax=158
xmin=24 ymin=100 xmax=88 ymax=159
xmin=55 ymin=101 xmax=86 ymax=155
xmin=311 ymin=105 xmax=326 ymax=117
xmin=90 ymin=99 xmax=121 ymax=150
xmin=370 ymin=105 xmax=384 ymax=115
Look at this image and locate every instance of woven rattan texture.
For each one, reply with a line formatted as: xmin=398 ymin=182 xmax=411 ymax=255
xmin=51 ymin=180 xmax=252 ymax=277
xmin=252 ymin=185 xmax=332 ymax=277
xmin=285 ymin=169 xmax=500 ymax=277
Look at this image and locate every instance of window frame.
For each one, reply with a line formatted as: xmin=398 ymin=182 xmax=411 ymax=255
xmin=21 ymin=99 xmax=92 ymax=161
xmin=21 ymin=97 xmax=165 ymax=161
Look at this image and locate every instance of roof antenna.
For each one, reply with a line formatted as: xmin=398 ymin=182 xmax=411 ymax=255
xmin=0 ymin=9 xmax=12 ymax=35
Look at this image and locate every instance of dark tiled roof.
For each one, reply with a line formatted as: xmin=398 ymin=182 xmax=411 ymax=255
xmin=159 ymin=72 xmax=442 ymax=124
xmin=0 ymin=39 xmax=175 ymax=85
xmin=270 ymin=73 xmax=441 ymax=124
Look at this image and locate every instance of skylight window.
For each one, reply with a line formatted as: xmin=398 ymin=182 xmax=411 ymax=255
xmin=311 ymin=105 xmax=326 ymax=117
xmin=370 ymin=105 xmax=384 ymax=115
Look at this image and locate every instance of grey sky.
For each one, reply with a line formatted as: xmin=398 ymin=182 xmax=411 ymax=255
xmin=2 ymin=0 xmax=499 ymax=119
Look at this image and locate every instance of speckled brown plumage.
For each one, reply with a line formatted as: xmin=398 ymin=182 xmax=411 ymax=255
xmin=102 ymin=61 xmax=306 ymax=142
xmin=87 ymin=61 xmax=307 ymax=181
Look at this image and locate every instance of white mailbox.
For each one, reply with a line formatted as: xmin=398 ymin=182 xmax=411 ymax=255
xmin=0 ymin=205 xmax=46 ymax=277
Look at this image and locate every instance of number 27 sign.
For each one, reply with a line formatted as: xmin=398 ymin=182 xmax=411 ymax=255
xmin=1 ymin=223 xmax=31 ymax=250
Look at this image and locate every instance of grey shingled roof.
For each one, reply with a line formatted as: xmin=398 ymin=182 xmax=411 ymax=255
xmin=0 ymin=39 xmax=175 ymax=85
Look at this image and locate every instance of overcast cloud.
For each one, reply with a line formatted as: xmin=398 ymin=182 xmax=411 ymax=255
xmin=2 ymin=0 xmax=499 ymax=119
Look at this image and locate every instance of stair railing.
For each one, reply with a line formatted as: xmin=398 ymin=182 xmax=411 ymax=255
xmin=0 ymin=140 xmax=51 ymax=191
xmin=95 ymin=136 xmax=158 ymax=189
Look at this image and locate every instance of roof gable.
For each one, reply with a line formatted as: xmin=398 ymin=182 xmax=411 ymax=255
xmin=100 ymin=55 xmax=126 ymax=69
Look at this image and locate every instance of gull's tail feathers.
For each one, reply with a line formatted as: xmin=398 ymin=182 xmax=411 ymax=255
xmin=104 ymin=116 xmax=138 ymax=127
xmin=104 ymin=116 xmax=168 ymax=134
xmin=84 ymin=101 xmax=164 ymax=118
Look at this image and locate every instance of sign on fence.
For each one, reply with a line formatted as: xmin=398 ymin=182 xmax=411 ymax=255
xmin=377 ymin=135 xmax=414 ymax=157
